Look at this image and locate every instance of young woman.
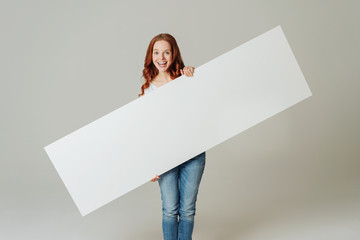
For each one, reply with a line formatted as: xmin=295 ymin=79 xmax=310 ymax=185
xmin=139 ymin=33 xmax=206 ymax=240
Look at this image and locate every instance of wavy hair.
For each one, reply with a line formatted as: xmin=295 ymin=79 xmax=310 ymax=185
xmin=138 ymin=33 xmax=185 ymax=97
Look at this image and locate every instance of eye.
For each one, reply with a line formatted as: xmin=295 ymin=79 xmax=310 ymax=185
xmin=165 ymin=51 xmax=171 ymax=55
xmin=153 ymin=52 xmax=158 ymax=55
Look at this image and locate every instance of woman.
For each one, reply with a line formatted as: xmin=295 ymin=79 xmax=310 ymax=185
xmin=139 ymin=33 xmax=206 ymax=240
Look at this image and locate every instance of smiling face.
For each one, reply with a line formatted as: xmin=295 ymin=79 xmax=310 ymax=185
xmin=152 ymin=40 xmax=172 ymax=72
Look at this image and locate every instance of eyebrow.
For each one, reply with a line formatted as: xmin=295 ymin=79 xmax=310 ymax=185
xmin=153 ymin=49 xmax=171 ymax=51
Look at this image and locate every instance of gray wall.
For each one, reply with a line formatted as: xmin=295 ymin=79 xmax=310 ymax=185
xmin=1 ymin=0 xmax=359 ymax=239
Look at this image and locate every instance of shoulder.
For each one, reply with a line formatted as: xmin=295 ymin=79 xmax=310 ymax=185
xmin=144 ymin=83 xmax=158 ymax=95
xmin=144 ymin=87 xmax=151 ymax=94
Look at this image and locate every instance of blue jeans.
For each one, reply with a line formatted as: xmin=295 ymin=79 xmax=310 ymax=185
xmin=158 ymin=152 xmax=206 ymax=240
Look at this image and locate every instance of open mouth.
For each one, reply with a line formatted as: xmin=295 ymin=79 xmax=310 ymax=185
xmin=157 ymin=61 xmax=167 ymax=68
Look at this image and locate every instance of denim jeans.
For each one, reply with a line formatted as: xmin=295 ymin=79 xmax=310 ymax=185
xmin=158 ymin=152 xmax=206 ymax=240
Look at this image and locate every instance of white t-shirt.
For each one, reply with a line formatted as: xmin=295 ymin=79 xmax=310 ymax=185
xmin=144 ymin=82 xmax=159 ymax=95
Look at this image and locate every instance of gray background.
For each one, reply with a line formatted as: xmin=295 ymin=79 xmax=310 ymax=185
xmin=1 ymin=0 xmax=359 ymax=239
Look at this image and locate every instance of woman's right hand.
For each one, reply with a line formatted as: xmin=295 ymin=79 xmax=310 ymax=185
xmin=150 ymin=175 xmax=160 ymax=182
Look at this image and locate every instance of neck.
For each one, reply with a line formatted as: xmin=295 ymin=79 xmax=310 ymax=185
xmin=154 ymin=71 xmax=172 ymax=83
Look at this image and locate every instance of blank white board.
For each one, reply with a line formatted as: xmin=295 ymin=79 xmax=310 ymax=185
xmin=44 ymin=26 xmax=312 ymax=216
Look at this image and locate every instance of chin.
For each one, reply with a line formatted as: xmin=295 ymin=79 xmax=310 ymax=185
xmin=158 ymin=68 xmax=169 ymax=72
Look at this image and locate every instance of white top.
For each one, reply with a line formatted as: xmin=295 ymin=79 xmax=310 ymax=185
xmin=144 ymin=82 xmax=159 ymax=95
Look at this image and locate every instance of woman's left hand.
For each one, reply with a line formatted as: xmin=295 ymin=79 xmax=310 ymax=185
xmin=180 ymin=66 xmax=195 ymax=77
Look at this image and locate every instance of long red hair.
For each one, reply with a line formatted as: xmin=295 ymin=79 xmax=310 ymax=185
xmin=138 ymin=33 xmax=185 ymax=97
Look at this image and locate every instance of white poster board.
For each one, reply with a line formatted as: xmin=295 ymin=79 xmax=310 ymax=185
xmin=44 ymin=26 xmax=312 ymax=216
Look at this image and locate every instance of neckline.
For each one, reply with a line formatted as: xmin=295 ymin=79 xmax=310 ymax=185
xmin=151 ymin=79 xmax=173 ymax=88
xmin=150 ymin=82 xmax=159 ymax=88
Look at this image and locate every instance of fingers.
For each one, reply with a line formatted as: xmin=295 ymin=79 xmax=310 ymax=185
xmin=181 ymin=66 xmax=195 ymax=77
xmin=150 ymin=175 xmax=160 ymax=182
